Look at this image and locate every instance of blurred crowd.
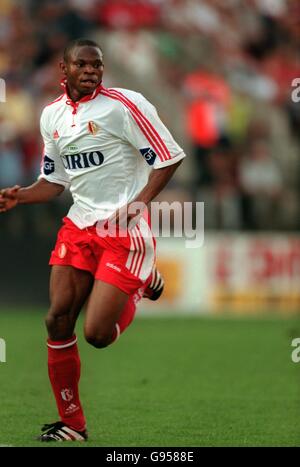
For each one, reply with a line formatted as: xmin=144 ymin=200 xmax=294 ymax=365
xmin=0 ymin=0 xmax=299 ymax=233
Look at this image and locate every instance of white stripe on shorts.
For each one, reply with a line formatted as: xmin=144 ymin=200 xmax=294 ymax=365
xmin=125 ymin=218 xmax=155 ymax=281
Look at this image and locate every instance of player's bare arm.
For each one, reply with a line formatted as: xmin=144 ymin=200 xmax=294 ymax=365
xmin=0 ymin=178 xmax=64 ymax=213
xmin=133 ymin=159 xmax=183 ymax=206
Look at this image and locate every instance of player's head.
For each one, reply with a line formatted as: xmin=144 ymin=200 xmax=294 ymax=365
xmin=60 ymin=38 xmax=104 ymax=98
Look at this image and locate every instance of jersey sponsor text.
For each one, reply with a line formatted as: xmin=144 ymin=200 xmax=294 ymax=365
xmin=61 ymin=151 xmax=104 ymax=170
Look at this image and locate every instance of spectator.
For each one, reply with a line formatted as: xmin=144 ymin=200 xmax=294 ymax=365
xmin=183 ymin=69 xmax=231 ymax=186
xmin=239 ymin=139 xmax=283 ymax=229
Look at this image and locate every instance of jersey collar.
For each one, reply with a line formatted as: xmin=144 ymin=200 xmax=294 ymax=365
xmin=60 ymin=78 xmax=102 ymax=103
xmin=60 ymin=78 xmax=102 ymax=114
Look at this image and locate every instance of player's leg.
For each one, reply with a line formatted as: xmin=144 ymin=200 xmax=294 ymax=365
xmin=40 ymin=265 xmax=93 ymax=441
xmin=83 ymin=266 xmax=164 ymax=350
xmin=46 ymin=264 xmax=93 ymax=340
xmin=84 ymin=280 xmax=130 ymax=348
xmin=84 ymin=271 xmax=154 ymax=349
xmin=83 ymin=216 xmax=159 ymax=347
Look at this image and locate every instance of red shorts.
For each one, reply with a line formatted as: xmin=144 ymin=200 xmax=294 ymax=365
xmin=50 ymin=216 xmax=156 ymax=296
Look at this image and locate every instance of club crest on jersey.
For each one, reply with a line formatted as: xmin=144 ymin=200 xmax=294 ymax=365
xmin=58 ymin=243 xmax=67 ymax=259
xmin=88 ymin=121 xmax=100 ymax=135
xmin=53 ymin=129 xmax=59 ymax=139
xmin=139 ymin=147 xmax=157 ymax=166
xmin=43 ymin=155 xmax=55 ymax=175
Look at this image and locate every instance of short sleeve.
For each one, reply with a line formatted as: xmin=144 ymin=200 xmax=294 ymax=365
xmin=122 ymin=95 xmax=186 ymax=169
xmin=39 ymin=109 xmax=70 ymax=188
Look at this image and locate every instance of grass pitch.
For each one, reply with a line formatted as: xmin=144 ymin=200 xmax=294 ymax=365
xmin=0 ymin=309 xmax=299 ymax=447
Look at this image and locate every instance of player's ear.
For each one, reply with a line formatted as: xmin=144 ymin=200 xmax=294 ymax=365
xmin=60 ymin=61 xmax=67 ymax=76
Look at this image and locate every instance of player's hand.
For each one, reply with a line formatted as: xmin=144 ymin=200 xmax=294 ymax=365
xmin=0 ymin=185 xmax=20 ymax=212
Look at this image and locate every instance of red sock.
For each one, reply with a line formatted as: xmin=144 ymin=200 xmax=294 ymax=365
xmin=47 ymin=335 xmax=86 ymax=432
xmin=111 ymin=295 xmax=137 ymax=343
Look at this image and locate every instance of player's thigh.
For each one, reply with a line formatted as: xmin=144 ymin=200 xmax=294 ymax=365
xmin=49 ymin=265 xmax=93 ymax=316
xmin=84 ymin=280 xmax=129 ymax=342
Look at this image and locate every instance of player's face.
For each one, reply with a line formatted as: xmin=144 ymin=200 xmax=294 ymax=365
xmin=62 ymin=46 xmax=104 ymax=98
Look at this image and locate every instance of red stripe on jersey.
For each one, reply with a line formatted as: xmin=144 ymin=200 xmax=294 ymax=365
xmin=46 ymin=94 xmax=64 ymax=107
xmin=101 ymin=87 xmax=171 ymax=162
xmin=100 ymin=87 xmax=171 ymax=162
xmin=107 ymin=88 xmax=172 ymax=162
xmin=100 ymin=88 xmax=166 ymax=161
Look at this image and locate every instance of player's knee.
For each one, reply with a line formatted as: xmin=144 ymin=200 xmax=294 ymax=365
xmin=46 ymin=306 xmax=65 ymax=327
xmin=45 ymin=302 xmax=73 ymax=337
xmin=84 ymin=329 xmax=113 ymax=349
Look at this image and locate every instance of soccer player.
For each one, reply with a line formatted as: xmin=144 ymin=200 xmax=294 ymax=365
xmin=0 ymin=39 xmax=185 ymax=442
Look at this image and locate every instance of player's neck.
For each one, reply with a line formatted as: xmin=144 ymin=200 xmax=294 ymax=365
xmin=66 ymin=85 xmax=86 ymax=103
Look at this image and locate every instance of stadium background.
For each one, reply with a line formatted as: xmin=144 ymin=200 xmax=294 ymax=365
xmin=0 ymin=0 xmax=300 ymax=447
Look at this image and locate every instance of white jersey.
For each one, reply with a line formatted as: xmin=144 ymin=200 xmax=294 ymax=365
xmin=40 ymin=85 xmax=186 ymax=228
